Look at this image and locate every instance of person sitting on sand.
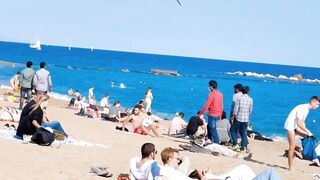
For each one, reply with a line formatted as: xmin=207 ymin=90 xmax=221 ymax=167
xmin=120 ymin=105 xmax=147 ymax=135
xmin=216 ymin=111 xmax=231 ymax=145
xmin=168 ymin=112 xmax=187 ymax=135
xmin=186 ymin=111 xmax=207 ymax=138
xmin=16 ymin=94 xmax=68 ymax=138
xmin=105 ymin=101 xmax=122 ymax=122
xmin=68 ymin=88 xmax=73 ymax=96
xmin=100 ymin=93 xmax=110 ymax=109
xmin=141 ymin=112 xmax=161 ymax=137
xmin=129 ymin=143 xmax=161 ymax=180
xmin=247 ymin=122 xmax=273 ymax=142
xmin=74 ymin=90 xmax=81 ymax=98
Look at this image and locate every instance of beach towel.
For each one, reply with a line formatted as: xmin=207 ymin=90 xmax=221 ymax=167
xmin=301 ymin=136 xmax=320 ymax=161
xmin=0 ymin=128 xmax=107 ymax=148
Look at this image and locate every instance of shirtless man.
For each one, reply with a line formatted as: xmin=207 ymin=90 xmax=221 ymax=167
xmin=120 ymin=104 xmax=147 ymax=135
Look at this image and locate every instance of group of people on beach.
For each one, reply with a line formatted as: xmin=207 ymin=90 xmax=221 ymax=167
xmin=127 ymin=142 xmax=281 ymax=180
xmin=10 ymin=61 xmax=53 ymax=110
xmin=4 ymin=61 xmax=68 ymax=142
xmin=2 ymin=60 xmax=319 ymax=178
xmin=67 ymin=85 xmax=160 ymax=137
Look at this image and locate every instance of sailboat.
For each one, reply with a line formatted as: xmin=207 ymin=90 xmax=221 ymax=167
xmin=29 ymin=39 xmax=41 ymax=50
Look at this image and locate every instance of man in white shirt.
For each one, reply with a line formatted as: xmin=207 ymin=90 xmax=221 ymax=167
xmin=160 ymin=147 xmax=192 ymax=180
xmin=229 ymin=84 xmax=242 ymax=147
xmin=129 ymin=143 xmax=160 ymax=180
xmin=284 ymin=96 xmax=319 ymax=171
xmin=168 ymin=112 xmax=187 ymax=135
xmin=33 ymin=62 xmax=52 ymax=95
xmin=100 ymin=93 xmax=110 ymax=108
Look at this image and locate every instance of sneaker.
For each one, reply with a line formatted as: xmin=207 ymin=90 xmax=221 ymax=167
xmin=232 ymin=144 xmax=240 ymax=152
xmin=240 ymin=147 xmax=250 ymax=153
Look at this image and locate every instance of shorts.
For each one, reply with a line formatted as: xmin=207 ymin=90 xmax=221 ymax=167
xmin=133 ymin=128 xmax=147 ymax=135
xmin=284 ymin=120 xmax=297 ymax=132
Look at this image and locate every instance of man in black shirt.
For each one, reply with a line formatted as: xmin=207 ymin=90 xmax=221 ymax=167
xmin=186 ymin=111 xmax=207 ymax=137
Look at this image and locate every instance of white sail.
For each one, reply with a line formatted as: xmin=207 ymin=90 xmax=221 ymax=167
xmin=29 ymin=40 xmax=41 ymax=50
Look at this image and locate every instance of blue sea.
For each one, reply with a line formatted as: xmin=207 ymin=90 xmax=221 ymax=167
xmin=0 ymin=41 xmax=319 ymax=139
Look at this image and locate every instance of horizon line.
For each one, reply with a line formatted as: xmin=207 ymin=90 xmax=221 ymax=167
xmin=1 ymin=40 xmax=319 ymax=69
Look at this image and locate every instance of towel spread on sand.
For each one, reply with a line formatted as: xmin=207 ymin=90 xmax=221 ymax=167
xmin=0 ymin=129 xmax=107 ymax=148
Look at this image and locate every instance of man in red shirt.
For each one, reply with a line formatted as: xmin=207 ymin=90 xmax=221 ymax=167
xmin=199 ymin=80 xmax=223 ymax=144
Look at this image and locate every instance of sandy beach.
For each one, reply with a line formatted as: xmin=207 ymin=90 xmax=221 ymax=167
xmin=0 ymin=88 xmax=319 ymax=180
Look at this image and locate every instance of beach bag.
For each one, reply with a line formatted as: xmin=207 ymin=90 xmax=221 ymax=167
xmin=31 ymin=127 xmax=54 ymax=146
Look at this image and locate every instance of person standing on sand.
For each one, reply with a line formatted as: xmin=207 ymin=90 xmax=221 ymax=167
xmin=32 ymin=62 xmax=52 ymax=95
xmin=229 ymin=84 xmax=242 ymax=145
xmin=145 ymin=87 xmax=153 ymax=112
xmin=18 ymin=61 xmax=35 ymax=110
xmin=199 ymin=80 xmax=223 ymax=144
xmin=231 ymin=86 xmax=253 ymax=152
xmin=88 ymin=86 xmax=94 ymax=100
xmin=284 ymin=96 xmax=319 ymax=171
xmin=10 ymin=71 xmax=21 ymax=94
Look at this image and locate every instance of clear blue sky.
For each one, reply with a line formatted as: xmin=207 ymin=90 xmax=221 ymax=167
xmin=1 ymin=0 xmax=319 ymax=67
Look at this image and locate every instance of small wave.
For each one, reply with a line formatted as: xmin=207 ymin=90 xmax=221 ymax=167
xmin=49 ymin=92 xmax=71 ymax=101
xmin=0 ymin=84 xmax=12 ymax=89
xmin=269 ymin=135 xmax=287 ymax=142
xmin=225 ymin=71 xmax=320 ymax=84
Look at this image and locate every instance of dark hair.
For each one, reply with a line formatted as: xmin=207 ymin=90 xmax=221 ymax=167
xmin=40 ymin=62 xmax=46 ymax=68
xmin=141 ymin=143 xmax=155 ymax=158
xmin=113 ymin=101 xmax=120 ymax=106
xmin=138 ymin=100 xmax=145 ymax=105
xmin=242 ymin=86 xmax=250 ymax=94
xmin=196 ymin=111 xmax=201 ymax=115
xmin=310 ymin=96 xmax=319 ymax=102
xmin=104 ymin=93 xmax=109 ymax=97
xmin=208 ymin=80 xmax=217 ymax=89
xmin=26 ymin=61 xmax=33 ymax=68
xmin=178 ymin=112 xmax=184 ymax=118
xmin=221 ymin=111 xmax=226 ymax=119
xmin=147 ymin=112 xmax=152 ymax=116
xmin=17 ymin=71 xmax=21 ymax=74
xmin=234 ymin=84 xmax=243 ymax=91
xmin=134 ymin=104 xmax=143 ymax=110
xmin=145 ymin=87 xmax=152 ymax=95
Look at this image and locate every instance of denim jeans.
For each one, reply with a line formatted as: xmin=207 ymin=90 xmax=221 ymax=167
xmin=230 ymin=119 xmax=239 ymax=146
xmin=253 ymin=168 xmax=281 ymax=180
xmin=19 ymin=87 xmax=32 ymax=110
xmin=231 ymin=119 xmax=248 ymax=149
xmin=208 ymin=116 xmax=220 ymax=144
xmin=42 ymin=121 xmax=68 ymax=137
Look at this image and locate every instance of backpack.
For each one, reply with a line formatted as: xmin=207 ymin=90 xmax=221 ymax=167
xmin=31 ymin=127 xmax=54 ymax=146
